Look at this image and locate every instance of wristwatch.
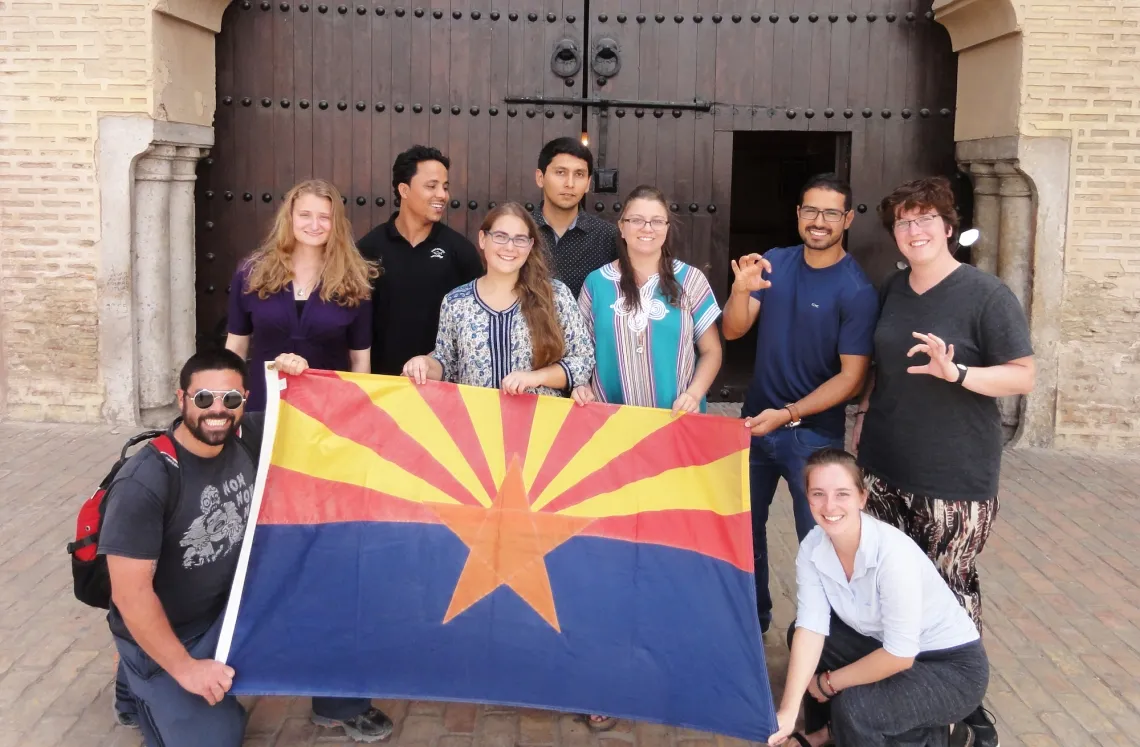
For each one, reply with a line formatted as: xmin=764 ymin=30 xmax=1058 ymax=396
xmin=954 ymin=363 xmax=969 ymax=385
xmin=783 ymin=403 xmax=802 ymax=427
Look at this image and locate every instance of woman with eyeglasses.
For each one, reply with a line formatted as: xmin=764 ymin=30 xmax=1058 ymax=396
xmin=401 ymin=202 xmax=594 ymax=396
xmin=225 ymin=179 xmax=378 ymax=412
xmin=224 ymin=179 xmax=394 ymax=743
xmin=573 ymin=185 xmax=722 ymax=416
xmin=853 ymin=176 xmax=1034 ymax=747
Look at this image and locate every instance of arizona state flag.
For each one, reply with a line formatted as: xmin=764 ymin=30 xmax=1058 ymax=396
xmin=217 ymin=369 xmax=777 ymax=740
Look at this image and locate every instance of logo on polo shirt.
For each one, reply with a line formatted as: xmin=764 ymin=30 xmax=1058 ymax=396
xmin=430 ymin=248 xmax=446 ymax=259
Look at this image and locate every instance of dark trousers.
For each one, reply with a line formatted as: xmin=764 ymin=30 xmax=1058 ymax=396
xmin=789 ymin=615 xmax=989 ymax=747
xmin=750 ymin=427 xmax=843 ymax=628
xmin=113 ymin=616 xmax=245 ymax=747
xmin=114 ymin=659 xmax=136 ymax=718
xmin=311 ymin=695 xmax=373 ymax=721
xmin=113 ymin=626 xmax=369 ymax=729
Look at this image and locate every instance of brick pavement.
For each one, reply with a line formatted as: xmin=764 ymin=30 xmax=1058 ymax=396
xmin=1 ymin=420 xmax=1138 ymax=747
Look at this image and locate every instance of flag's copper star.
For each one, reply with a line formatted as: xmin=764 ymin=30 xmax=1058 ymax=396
xmin=429 ymin=456 xmax=594 ymax=631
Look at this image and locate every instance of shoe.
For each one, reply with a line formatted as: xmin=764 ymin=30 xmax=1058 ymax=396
xmin=964 ymin=706 xmax=999 ymax=747
xmin=948 ymin=722 xmax=975 ymax=747
xmin=312 ymin=706 xmax=394 ymax=743
xmin=113 ymin=700 xmax=139 ymax=729
xmin=580 ymin=714 xmax=619 ymax=732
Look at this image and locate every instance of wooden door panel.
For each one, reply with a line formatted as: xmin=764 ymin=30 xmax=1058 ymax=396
xmin=197 ymin=0 xmax=585 ymax=349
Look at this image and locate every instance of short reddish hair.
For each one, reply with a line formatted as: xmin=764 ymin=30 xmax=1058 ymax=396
xmin=877 ymin=176 xmax=960 ymax=234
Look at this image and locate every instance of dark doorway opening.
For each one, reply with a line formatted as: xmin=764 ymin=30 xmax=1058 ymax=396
xmin=716 ymin=131 xmax=852 ymax=402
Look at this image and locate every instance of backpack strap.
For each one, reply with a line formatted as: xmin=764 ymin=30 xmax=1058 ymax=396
xmin=149 ymin=428 xmax=183 ymax=530
xmin=150 ymin=434 xmax=179 ymax=468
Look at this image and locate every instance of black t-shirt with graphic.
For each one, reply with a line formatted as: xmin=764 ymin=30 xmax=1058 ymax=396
xmin=100 ymin=416 xmax=264 ymax=643
xmin=858 ymin=265 xmax=1033 ymax=502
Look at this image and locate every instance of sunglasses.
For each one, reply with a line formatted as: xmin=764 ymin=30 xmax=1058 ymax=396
xmin=190 ymin=389 xmax=247 ymax=410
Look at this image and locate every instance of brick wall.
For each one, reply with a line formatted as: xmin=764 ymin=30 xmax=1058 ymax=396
xmin=0 ymin=0 xmax=152 ymax=422
xmin=1019 ymin=1 xmax=1140 ymax=448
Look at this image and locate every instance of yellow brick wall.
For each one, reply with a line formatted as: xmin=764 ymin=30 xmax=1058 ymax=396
xmin=0 ymin=0 xmax=152 ymax=421
xmin=1018 ymin=1 xmax=1140 ymax=448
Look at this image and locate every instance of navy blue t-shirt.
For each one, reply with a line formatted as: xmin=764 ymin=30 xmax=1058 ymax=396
xmin=742 ymin=245 xmax=879 ymax=439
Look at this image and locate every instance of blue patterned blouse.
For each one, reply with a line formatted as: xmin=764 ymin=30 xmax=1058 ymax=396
xmin=430 ymin=279 xmax=595 ymax=397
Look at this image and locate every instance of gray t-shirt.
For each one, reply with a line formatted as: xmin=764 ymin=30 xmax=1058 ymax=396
xmin=100 ymin=418 xmax=262 ymax=642
xmin=858 ymin=265 xmax=1033 ymax=502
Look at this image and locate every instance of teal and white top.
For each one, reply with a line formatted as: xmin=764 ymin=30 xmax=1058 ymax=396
xmin=578 ymin=260 xmax=721 ymax=411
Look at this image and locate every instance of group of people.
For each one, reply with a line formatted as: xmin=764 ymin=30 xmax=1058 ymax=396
xmin=97 ymin=135 xmax=1035 ymax=747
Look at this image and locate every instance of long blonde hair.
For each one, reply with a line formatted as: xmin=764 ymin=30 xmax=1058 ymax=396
xmin=478 ymin=203 xmax=565 ymax=368
xmin=243 ymin=179 xmax=379 ymax=306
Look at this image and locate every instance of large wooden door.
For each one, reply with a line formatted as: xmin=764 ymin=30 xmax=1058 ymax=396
xmin=580 ymin=0 xmax=957 ymax=297
xmin=197 ymin=0 xmax=958 ymax=369
xmin=196 ymin=0 xmax=586 ymax=348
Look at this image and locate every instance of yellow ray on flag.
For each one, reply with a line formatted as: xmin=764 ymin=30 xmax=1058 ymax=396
xmin=553 ymin=453 xmax=747 ymax=518
xmin=273 ymin=401 xmax=462 ymax=506
xmin=460 ymin=385 xmax=506 ymax=487
xmin=338 ymin=372 xmax=494 ymax=506
xmin=530 ymin=406 xmax=674 ymax=511
xmin=522 ymin=396 xmax=574 ymax=492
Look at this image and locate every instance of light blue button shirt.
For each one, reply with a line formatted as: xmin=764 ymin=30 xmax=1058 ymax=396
xmin=795 ymin=513 xmax=980 ymax=658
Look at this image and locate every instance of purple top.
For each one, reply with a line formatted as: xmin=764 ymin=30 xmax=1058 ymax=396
xmin=227 ymin=264 xmax=372 ymax=411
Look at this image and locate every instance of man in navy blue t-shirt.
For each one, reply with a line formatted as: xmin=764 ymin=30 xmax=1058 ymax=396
xmin=722 ymin=173 xmax=879 ymax=633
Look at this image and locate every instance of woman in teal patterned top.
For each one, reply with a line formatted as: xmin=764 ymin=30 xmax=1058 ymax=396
xmin=573 ymin=185 xmax=723 ymax=414
xmin=403 ymin=202 xmax=594 ymax=396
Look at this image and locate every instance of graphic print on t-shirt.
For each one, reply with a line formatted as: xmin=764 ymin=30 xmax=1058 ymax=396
xmin=180 ymin=470 xmax=254 ymax=568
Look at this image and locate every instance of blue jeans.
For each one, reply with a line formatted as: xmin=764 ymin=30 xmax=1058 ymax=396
xmin=113 ymin=615 xmax=245 ymax=747
xmin=114 ymin=659 xmax=137 ymax=720
xmin=750 ymin=426 xmax=843 ymax=630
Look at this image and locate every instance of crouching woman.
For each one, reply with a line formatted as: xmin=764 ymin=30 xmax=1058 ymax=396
xmin=769 ymin=449 xmax=988 ymax=747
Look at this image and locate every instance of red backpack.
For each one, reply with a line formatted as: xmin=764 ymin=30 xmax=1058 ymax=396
xmin=67 ymin=430 xmax=180 ymax=609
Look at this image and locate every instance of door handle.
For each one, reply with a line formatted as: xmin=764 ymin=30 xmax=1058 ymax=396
xmin=591 ymin=38 xmax=621 ymax=79
xmin=550 ymin=39 xmax=582 ymax=78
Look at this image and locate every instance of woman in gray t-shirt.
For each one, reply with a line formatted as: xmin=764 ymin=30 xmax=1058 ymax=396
xmin=852 ymin=176 xmax=1033 ymax=746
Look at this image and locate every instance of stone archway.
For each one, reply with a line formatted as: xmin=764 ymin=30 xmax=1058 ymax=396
xmin=100 ymin=0 xmax=1065 ymax=443
xmin=96 ymin=0 xmax=233 ymax=425
xmin=933 ymin=0 xmax=1067 ymax=448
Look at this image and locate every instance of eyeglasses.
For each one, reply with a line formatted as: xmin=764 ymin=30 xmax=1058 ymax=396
xmin=798 ymin=206 xmax=848 ymax=223
xmin=622 ymin=217 xmax=669 ymax=230
xmin=487 ymin=231 xmax=534 ymax=248
xmin=893 ymin=214 xmax=942 ymax=233
xmin=190 ymin=389 xmax=247 ymax=410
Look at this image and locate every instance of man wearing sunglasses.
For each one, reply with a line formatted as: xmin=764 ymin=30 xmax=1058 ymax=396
xmin=721 ymin=173 xmax=879 ymax=636
xmin=99 ymin=348 xmax=262 ymax=747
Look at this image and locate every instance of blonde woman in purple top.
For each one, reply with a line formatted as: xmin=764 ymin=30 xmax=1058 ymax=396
xmin=225 ymin=180 xmax=378 ymax=413
xmin=224 ymin=179 xmax=391 ymax=741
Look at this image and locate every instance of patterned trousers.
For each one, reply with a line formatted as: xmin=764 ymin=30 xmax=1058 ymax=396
xmin=865 ymin=475 xmax=999 ymax=632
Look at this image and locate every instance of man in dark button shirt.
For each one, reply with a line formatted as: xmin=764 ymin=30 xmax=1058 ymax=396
xmin=531 ymin=137 xmax=619 ymax=298
xmin=357 ymin=145 xmax=484 ymax=374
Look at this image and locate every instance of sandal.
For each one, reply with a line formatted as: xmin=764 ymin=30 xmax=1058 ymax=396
xmin=579 ymin=714 xmax=619 ymax=732
xmin=787 ymin=733 xmax=811 ymax=747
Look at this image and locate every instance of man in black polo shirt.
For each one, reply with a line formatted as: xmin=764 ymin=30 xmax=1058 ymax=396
xmin=358 ymin=145 xmax=484 ymax=375
xmin=531 ymin=137 xmax=619 ymax=297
